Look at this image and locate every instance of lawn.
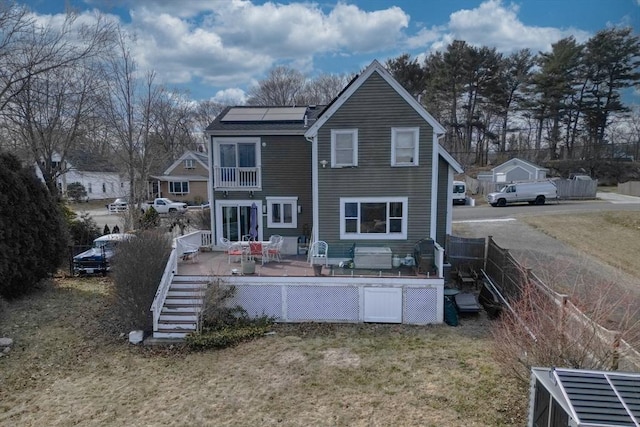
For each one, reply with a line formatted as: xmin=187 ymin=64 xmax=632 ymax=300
xmin=0 ymin=278 xmax=527 ymax=426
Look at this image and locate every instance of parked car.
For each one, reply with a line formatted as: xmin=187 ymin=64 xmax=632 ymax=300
xmin=73 ymin=233 xmax=133 ymax=275
xmin=141 ymin=198 xmax=188 ymax=214
xmin=486 ymin=180 xmax=558 ymax=207
xmin=452 ymin=180 xmax=466 ymax=205
xmin=106 ymin=197 xmax=129 ymax=212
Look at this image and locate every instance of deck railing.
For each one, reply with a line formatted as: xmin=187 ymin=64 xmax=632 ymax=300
xmin=213 ymin=166 xmax=261 ymax=189
xmin=151 ymin=248 xmax=178 ymax=332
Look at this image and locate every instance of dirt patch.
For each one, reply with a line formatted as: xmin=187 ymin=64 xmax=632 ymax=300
xmin=321 ymin=348 xmax=361 ymax=368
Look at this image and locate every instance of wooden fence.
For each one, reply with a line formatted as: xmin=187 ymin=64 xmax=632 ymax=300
xmin=445 ymin=234 xmax=485 ymax=273
xmin=484 ymin=236 xmax=640 ymax=371
xmin=618 ymin=181 xmax=640 ymax=197
xmin=466 ymin=177 xmax=597 ymax=200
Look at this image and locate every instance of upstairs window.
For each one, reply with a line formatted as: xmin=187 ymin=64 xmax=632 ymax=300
xmin=184 ymin=159 xmax=195 ymax=169
xmin=331 ymin=129 xmax=358 ymax=167
xmin=391 ymin=127 xmax=419 ymax=166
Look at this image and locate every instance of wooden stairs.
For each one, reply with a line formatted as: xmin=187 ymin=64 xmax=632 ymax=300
xmin=153 ymin=276 xmax=208 ymax=339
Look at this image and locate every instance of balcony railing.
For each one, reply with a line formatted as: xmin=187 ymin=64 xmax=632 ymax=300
xmin=214 ymin=166 xmax=261 ymax=190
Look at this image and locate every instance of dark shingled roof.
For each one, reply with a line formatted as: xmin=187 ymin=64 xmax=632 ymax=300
xmin=205 ymin=105 xmax=326 ymax=135
xmin=66 ymin=149 xmax=120 ymax=173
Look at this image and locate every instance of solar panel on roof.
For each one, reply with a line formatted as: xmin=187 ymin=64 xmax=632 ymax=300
xmin=220 ymin=107 xmax=306 ymax=122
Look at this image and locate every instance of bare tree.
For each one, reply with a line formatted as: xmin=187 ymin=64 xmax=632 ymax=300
xmin=99 ymin=28 xmax=162 ymax=228
xmin=192 ymin=99 xmax=226 ymax=148
xmin=150 ymin=87 xmax=197 ymax=165
xmin=491 ymin=266 xmax=640 ymax=383
xmin=0 ymin=4 xmax=115 ymax=113
xmin=0 ymin=7 xmax=115 ymax=197
xmin=246 ymin=66 xmax=306 ymax=106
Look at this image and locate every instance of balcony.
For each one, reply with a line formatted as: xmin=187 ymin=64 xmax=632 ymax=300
xmin=214 ymin=166 xmax=261 ymax=190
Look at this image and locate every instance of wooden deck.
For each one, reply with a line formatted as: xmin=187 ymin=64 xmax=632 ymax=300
xmin=177 ymin=250 xmax=429 ymax=279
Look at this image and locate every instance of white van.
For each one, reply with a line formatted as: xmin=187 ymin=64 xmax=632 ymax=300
xmin=487 ymin=181 xmax=557 ymax=207
xmin=452 ymin=180 xmax=466 ymax=205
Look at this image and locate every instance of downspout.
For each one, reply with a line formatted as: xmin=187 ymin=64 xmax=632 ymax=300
xmin=305 ymin=134 xmax=319 ymax=244
xmin=208 ymin=134 xmax=216 ymax=242
xmin=430 ymin=133 xmax=446 ymax=240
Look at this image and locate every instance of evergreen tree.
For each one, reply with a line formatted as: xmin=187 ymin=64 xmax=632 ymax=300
xmin=0 ymin=151 xmax=68 ymax=298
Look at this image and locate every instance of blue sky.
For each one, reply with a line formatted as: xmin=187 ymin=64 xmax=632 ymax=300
xmin=19 ymin=0 xmax=640 ymax=104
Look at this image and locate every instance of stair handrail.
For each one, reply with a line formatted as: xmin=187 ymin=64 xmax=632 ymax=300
xmin=151 ymin=248 xmax=178 ymax=332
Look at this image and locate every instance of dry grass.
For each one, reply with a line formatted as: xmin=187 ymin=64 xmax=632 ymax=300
xmin=0 ymin=278 xmax=527 ymax=426
xmin=521 ymin=211 xmax=640 ymax=279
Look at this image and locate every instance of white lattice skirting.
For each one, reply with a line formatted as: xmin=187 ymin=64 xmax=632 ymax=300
xmin=216 ymin=276 xmax=443 ymax=325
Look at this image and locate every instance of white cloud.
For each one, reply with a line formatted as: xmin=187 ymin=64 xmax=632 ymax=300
xmin=121 ymin=1 xmax=409 ymax=90
xmin=212 ymin=87 xmax=247 ymax=105
xmin=433 ymin=0 xmax=591 ymax=53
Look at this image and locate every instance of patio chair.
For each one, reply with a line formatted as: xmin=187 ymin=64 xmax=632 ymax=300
xmin=180 ymin=242 xmax=200 ymax=263
xmin=227 ymin=242 xmax=243 ymax=264
xmin=267 ymin=235 xmax=284 ymax=262
xmin=309 ymin=240 xmax=328 ymax=266
xmin=248 ymin=241 xmax=265 ymax=264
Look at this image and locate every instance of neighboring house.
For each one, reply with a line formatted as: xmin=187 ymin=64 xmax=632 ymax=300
xmin=35 ymin=150 xmax=129 ymax=201
xmin=205 ymin=59 xmax=462 ymax=255
xmin=478 ymin=157 xmax=548 ymax=184
xmin=148 ymin=150 xmax=209 ymax=204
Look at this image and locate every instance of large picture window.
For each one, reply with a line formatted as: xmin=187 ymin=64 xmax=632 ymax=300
xmin=266 ymin=197 xmax=298 ymax=228
xmin=391 ymin=127 xmax=419 ymax=166
xmin=169 ymin=181 xmax=189 ymax=195
xmin=340 ymin=197 xmax=407 ymax=240
xmin=331 ymin=129 xmax=358 ymax=167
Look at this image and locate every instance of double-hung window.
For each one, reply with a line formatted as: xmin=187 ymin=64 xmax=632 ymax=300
xmin=340 ymin=197 xmax=407 ymax=240
xmin=391 ymin=127 xmax=419 ymax=166
xmin=266 ymin=197 xmax=297 ymax=228
xmin=169 ymin=181 xmax=189 ymax=195
xmin=331 ymin=129 xmax=358 ymax=167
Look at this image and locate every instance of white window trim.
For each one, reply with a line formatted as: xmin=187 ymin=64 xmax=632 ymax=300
xmin=169 ymin=181 xmax=190 ymax=195
xmin=184 ymin=159 xmax=195 ymax=169
xmin=391 ymin=127 xmax=419 ymax=166
xmin=339 ymin=197 xmax=408 ymax=240
xmin=266 ymin=196 xmax=298 ymax=228
xmin=330 ymin=129 xmax=358 ymax=168
xmin=212 ymin=137 xmax=261 ymax=168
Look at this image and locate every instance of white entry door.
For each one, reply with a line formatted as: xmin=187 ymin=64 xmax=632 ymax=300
xmin=363 ymin=287 xmax=402 ymax=323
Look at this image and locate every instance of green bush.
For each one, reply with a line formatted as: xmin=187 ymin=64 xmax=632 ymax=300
xmin=68 ymin=212 xmax=100 ymax=246
xmin=109 ymin=230 xmax=171 ymax=331
xmin=66 ymin=182 xmax=87 ymax=203
xmin=140 ymin=206 xmax=160 ymax=229
xmin=0 ymin=151 xmax=68 ymax=299
xmin=185 ymin=282 xmax=274 ymax=350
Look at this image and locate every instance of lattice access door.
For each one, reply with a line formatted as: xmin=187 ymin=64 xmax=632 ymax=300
xmin=363 ymin=287 xmax=402 ymax=323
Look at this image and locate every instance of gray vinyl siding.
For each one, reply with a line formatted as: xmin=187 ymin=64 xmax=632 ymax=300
xmin=316 ymin=71 xmax=434 ymax=254
xmin=214 ymin=135 xmax=312 ymax=238
xmin=261 ymin=135 xmax=312 ymax=237
xmin=435 ymin=155 xmax=449 ymax=247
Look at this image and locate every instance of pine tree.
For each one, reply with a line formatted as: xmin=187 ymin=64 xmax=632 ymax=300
xmin=0 ymin=151 xmax=68 ymax=298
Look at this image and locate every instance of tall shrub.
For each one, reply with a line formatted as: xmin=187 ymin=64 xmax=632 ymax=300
xmin=109 ymin=230 xmax=171 ymax=331
xmin=0 ymin=152 xmax=68 ymax=298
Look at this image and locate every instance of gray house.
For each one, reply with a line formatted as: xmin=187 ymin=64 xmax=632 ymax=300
xmin=478 ymin=157 xmax=548 ymax=184
xmin=205 ymin=59 xmax=462 ymax=256
xmin=304 ymin=59 xmax=462 ymax=253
